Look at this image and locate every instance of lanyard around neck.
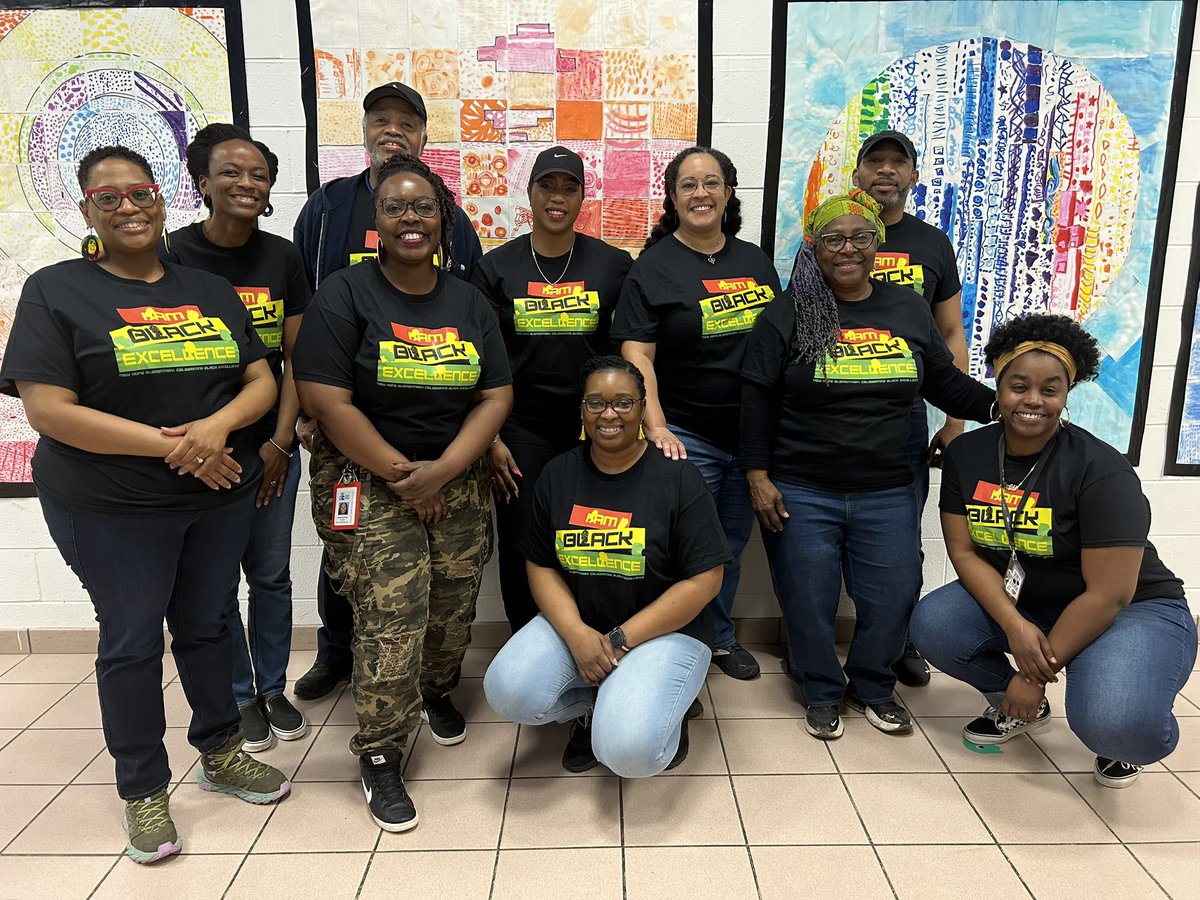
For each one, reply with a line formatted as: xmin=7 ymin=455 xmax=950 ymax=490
xmin=995 ymin=430 xmax=1059 ymax=557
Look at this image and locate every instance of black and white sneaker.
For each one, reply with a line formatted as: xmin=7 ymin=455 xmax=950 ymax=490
xmin=359 ymin=749 xmax=418 ymax=832
xmin=420 ymin=694 xmax=466 ymax=746
xmin=562 ymin=714 xmax=598 ymax=773
xmin=805 ymin=705 xmax=844 ymax=740
xmin=240 ymin=702 xmax=274 ymax=752
xmin=261 ymin=695 xmax=308 ymax=741
xmin=963 ymin=699 xmax=1051 ymax=745
xmin=712 ymin=642 xmax=761 ymax=680
xmin=1094 ymin=756 xmax=1142 ymax=789
xmin=844 ymin=692 xmax=912 ymax=733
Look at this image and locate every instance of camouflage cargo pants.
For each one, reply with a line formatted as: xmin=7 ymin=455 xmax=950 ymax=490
xmin=309 ymin=430 xmax=493 ymax=755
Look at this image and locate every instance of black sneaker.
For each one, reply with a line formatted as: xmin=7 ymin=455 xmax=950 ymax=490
xmin=665 ymin=716 xmax=690 ymax=771
xmin=359 ymin=749 xmax=418 ymax=832
xmin=963 ymin=699 xmax=1051 ymax=745
xmin=712 ymin=642 xmax=760 ymax=680
xmin=239 ymin=702 xmax=274 ymax=752
xmin=1094 ymin=756 xmax=1142 ymax=789
xmin=892 ymin=641 xmax=931 ymax=687
xmin=805 ymin=705 xmax=844 ymax=740
xmin=844 ymin=692 xmax=912 ymax=733
xmin=420 ymin=694 xmax=466 ymax=746
xmin=294 ymin=661 xmax=350 ymax=701
xmin=261 ymin=695 xmax=308 ymax=741
xmin=562 ymin=715 xmax=598 ymax=773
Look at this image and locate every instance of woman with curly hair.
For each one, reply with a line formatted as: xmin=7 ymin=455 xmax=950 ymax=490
xmin=910 ymin=314 xmax=1195 ymax=788
xmin=292 ymin=153 xmax=512 ymax=831
xmin=612 ymin=146 xmax=782 ymax=680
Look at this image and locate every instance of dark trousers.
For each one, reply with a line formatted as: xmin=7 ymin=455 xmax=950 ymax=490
xmin=316 ymin=560 xmax=354 ymax=669
xmin=40 ymin=491 xmax=254 ymax=800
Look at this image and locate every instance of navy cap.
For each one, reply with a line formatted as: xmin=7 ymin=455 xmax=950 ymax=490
xmin=856 ymin=130 xmax=918 ymax=165
xmin=529 ymin=146 xmax=585 ymax=189
xmin=362 ymin=82 xmax=427 ymax=123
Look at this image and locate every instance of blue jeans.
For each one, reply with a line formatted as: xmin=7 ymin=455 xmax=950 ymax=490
xmin=761 ymin=482 xmax=920 ymax=707
xmin=911 ymin=581 xmax=1198 ymax=765
xmin=483 ymin=614 xmax=711 ymax=777
xmin=906 ymin=397 xmax=931 ymax=533
xmin=230 ymin=453 xmax=301 ymax=706
xmin=673 ymin=426 xmax=752 ymax=648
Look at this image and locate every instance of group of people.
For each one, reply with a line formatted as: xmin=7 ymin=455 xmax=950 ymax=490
xmin=1 ymin=77 xmax=1194 ymax=863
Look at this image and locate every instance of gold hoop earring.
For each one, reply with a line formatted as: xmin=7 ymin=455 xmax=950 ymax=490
xmin=1061 ymin=406 xmax=1071 ymax=427
xmin=989 ymin=400 xmax=1001 ymax=422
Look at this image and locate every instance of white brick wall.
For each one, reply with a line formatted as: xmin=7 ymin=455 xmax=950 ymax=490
xmin=2 ymin=0 xmax=1198 ymax=628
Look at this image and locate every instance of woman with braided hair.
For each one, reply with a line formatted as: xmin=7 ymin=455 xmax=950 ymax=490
xmin=740 ymin=189 xmax=993 ymax=740
xmin=293 ymin=153 xmax=512 ymax=832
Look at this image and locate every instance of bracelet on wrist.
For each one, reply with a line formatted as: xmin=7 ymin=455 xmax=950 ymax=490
xmin=268 ymin=438 xmax=293 ymax=458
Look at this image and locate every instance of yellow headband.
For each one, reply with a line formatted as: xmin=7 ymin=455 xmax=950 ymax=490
xmin=804 ymin=188 xmax=887 ymax=243
xmin=993 ymin=341 xmax=1078 ymax=385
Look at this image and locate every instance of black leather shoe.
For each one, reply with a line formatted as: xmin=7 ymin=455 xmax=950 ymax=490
xmin=711 ymin=642 xmax=760 ymax=680
xmin=665 ymin=716 xmax=690 ymax=770
xmin=294 ymin=661 xmax=351 ymax=701
xmin=891 ymin=641 xmax=931 ymax=687
xmin=562 ymin=716 xmax=598 ymax=773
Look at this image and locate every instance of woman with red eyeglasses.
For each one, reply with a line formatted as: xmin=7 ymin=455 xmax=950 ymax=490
xmin=0 ymin=146 xmax=290 ymax=865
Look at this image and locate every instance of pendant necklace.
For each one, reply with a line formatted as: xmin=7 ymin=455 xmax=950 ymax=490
xmin=531 ymin=237 xmax=575 ymax=285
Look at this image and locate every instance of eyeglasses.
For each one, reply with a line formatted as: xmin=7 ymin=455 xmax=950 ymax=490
xmin=675 ymin=176 xmax=725 ymax=196
xmin=84 ymin=184 xmax=160 ymax=211
xmin=582 ymin=397 xmax=639 ymax=414
xmin=378 ymin=196 xmax=439 ymax=219
xmin=817 ymin=231 xmax=878 ymax=252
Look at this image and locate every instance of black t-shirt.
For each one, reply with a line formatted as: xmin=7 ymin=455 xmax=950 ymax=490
xmin=610 ymin=235 xmax=782 ymax=453
xmin=872 ymin=213 xmax=962 ymax=305
xmin=347 ymin=174 xmax=379 ymax=267
xmin=520 ymin=445 xmax=730 ymax=644
xmin=471 ymin=233 xmax=633 ymax=429
xmin=0 ymin=259 xmax=268 ymax=510
xmin=292 ymin=262 xmax=512 ymax=460
xmin=740 ymin=278 xmax=993 ymax=491
xmin=940 ymin=423 xmax=1185 ymax=612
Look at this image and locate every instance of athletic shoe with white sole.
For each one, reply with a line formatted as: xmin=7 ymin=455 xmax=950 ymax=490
xmin=844 ymin=692 xmax=913 ymax=733
xmin=359 ymin=748 xmax=418 ymax=832
xmin=963 ymin=699 xmax=1051 ymax=745
xmin=1094 ymin=756 xmax=1142 ymax=788
xmin=420 ymin=694 xmax=466 ymax=746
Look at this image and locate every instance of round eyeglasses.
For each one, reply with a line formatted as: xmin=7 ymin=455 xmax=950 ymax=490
xmin=379 ymin=197 xmax=439 ymax=219
xmin=817 ymin=231 xmax=878 ymax=252
xmin=675 ymin=176 xmax=725 ymax=196
xmin=582 ymin=397 xmax=638 ymax=415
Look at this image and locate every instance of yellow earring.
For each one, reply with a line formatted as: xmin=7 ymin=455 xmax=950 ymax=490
xmin=637 ymin=424 xmax=645 ymax=440
xmin=579 ymin=422 xmax=586 ymax=441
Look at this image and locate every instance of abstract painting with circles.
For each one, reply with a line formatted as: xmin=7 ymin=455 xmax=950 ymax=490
xmin=0 ymin=3 xmax=247 ymax=493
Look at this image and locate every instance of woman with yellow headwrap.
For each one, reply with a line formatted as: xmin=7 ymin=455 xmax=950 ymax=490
xmin=740 ymin=190 xmax=993 ymax=740
xmin=910 ymin=313 xmax=1194 ymax=789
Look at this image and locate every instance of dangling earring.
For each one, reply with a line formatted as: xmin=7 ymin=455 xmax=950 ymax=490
xmin=989 ymin=400 xmax=1001 ymax=422
xmin=579 ymin=422 xmax=587 ymax=441
xmin=161 ymin=227 xmax=171 ymax=254
xmin=1060 ymin=406 xmax=1071 ymax=427
xmin=80 ymin=230 xmax=105 ymax=263
xmin=263 ymin=202 xmax=274 ymax=218
xmin=637 ymin=424 xmax=645 ymax=440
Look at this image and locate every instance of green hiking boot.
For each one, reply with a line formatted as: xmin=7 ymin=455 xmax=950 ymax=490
xmin=122 ymin=789 xmax=182 ymax=864
xmin=197 ymin=730 xmax=291 ymax=804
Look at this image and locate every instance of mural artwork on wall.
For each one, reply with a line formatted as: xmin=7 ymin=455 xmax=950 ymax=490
xmin=296 ymin=0 xmax=712 ymax=256
xmin=0 ymin=2 xmax=247 ymax=494
xmin=763 ymin=0 xmax=1195 ymax=463
xmin=1166 ymin=188 xmax=1200 ymax=475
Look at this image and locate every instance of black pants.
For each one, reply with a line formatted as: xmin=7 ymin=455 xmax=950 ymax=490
xmin=41 ymin=491 xmax=254 ymax=800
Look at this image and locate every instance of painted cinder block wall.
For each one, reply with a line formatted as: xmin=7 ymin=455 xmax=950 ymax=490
xmin=1 ymin=0 xmax=1199 ymax=631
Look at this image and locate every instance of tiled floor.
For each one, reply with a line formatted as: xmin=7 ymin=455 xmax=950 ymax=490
xmin=1 ymin=644 xmax=1199 ymax=899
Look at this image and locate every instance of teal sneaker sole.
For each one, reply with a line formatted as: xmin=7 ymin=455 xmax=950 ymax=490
xmin=196 ymin=768 xmax=291 ymax=804
xmin=122 ymin=810 xmax=181 ymax=864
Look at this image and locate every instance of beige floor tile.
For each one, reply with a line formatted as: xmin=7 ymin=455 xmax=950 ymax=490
xmin=1004 ymin=844 xmax=1165 ymax=900
xmin=828 ymin=717 xmax=946 ymax=773
xmin=160 ymin=781 xmax=276 ymax=853
xmin=359 ymin=849 xmax=494 ymax=900
xmin=493 ymin=848 xmax=621 ymax=900
xmin=753 ymin=846 xmax=891 ymax=900
xmin=73 ymin=727 xmax=198 ymax=786
xmin=499 ymin=775 xmax=620 ymax=849
xmin=1031 ymin=725 xmax=1165 ymax=774
xmin=454 ymin=677 xmax=506 ymax=723
xmin=659 ymin=718 xmax=727 ymax=776
xmin=1066 ymin=771 xmax=1200 ymax=842
xmin=1179 ymin=668 xmax=1200 ymax=707
xmin=93 ymin=853 xmax=243 ymax=899
xmin=625 ymin=846 xmax=757 ymax=900
xmin=286 ymin=648 xmax=318 ymax=677
xmin=0 ymin=684 xmax=72 ymax=729
xmin=159 ymin=683 xmax=194 ymax=730
xmin=719 ymin=718 xmax=837 ymax=774
xmin=706 ymin=673 xmax=804 ymax=719
xmin=0 ymin=655 xmax=28 ymax=675
xmin=0 ymin=729 xmax=18 ymax=752
xmin=735 ymin=773 xmax=867 ymax=845
xmin=0 ymin=784 xmax=61 ymax=847
xmin=374 ymin=778 xmax=508 ymax=850
xmin=845 ymin=773 xmax=991 ymax=844
xmin=226 ymin=852 xmax=371 ymax=900
xmin=957 ymin=773 xmax=1116 ymax=843
xmin=0 ymin=653 xmax=95 ymax=684
xmin=253 ymin=780 xmax=382 ymax=852
xmin=1128 ymin=843 xmax=1200 ymax=900
xmin=7 ymin=784 xmax=125 ymax=854
xmin=878 ymin=845 xmax=1030 ymax=899
xmin=460 ymin=646 xmax=498 ymax=678
xmin=29 ymin=682 xmax=103 ymax=729
xmin=1164 ymin=717 xmax=1200 ymax=771
xmin=623 ymin=775 xmax=744 ymax=846
xmin=895 ymin=673 xmax=990 ymax=718
xmin=83 ymin=654 xmax=177 ymax=685
xmin=291 ymin=680 xmax=347 ymax=728
xmin=0 ymin=854 xmax=116 ymax=899
xmin=405 ymin=721 xmax=517 ymax=781
xmin=512 ymin=723 xmax=610 ymax=778
xmin=324 ymin=687 xmax=357 ymax=726
xmin=292 ymin=725 xmax=358 ymax=782
xmin=919 ymin=716 xmax=1057 ymax=773
xmin=1182 ymin=771 xmax=1200 ymax=798
xmin=0 ymin=728 xmax=106 ymax=784
xmin=242 ymin=726 xmax=319 ymax=781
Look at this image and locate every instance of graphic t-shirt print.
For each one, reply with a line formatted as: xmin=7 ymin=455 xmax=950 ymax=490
xmin=556 ymin=504 xmax=646 ymax=579
xmin=965 ymin=480 xmax=1055 ymax=557
xmin=699 ymin=276 xmax=774 ymax=337
xmin=110 ymin=305 xmax=240 ymax=375
xmin=816 ymin=327 xmax=918 ymax=383
xmin=377 ymin=323 xmax=481 ymax=389
xmin=235 ymin=286 xmax=284 ymax=349
xmin=513 ymin=281 xmax=600 ymax=334
xmin=872 ymin=251 xmax=926 ymax=296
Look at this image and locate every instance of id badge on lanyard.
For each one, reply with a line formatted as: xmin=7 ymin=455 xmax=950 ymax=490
xmin=331 ymin=463 xmax=362 ymax=531
xmin=996 ymin=432 xmax=1056 ymax=605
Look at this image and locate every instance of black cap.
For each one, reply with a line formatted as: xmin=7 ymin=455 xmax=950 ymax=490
xmin=362 ymin=82 xmax=427 ymax=123
xmin=529 ymin=146 xmax=585 ymax=189
xmin=856 ymin=130 xmax=918 ymax=165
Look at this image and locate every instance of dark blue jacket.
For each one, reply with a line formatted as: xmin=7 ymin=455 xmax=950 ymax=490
xmin=292 ymin=169 xmax=483 ymax=289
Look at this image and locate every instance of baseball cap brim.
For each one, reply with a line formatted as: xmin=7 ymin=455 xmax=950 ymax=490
xmin=362 ymin=83 xmax=427 ymax=122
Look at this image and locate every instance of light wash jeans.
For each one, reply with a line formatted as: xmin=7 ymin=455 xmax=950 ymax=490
xmin=484 ymin=614 xmax=711 ymax=777
xmin=911 ymin=581 xmax=1197 ymax=766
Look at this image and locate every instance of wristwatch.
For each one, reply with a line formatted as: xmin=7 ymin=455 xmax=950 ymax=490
xmin=607 ymin=626 xmax=630 ymax=654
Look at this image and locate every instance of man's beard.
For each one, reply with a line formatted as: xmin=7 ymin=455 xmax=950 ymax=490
xmin=868 ymin=185 xmax=909 ymax=211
